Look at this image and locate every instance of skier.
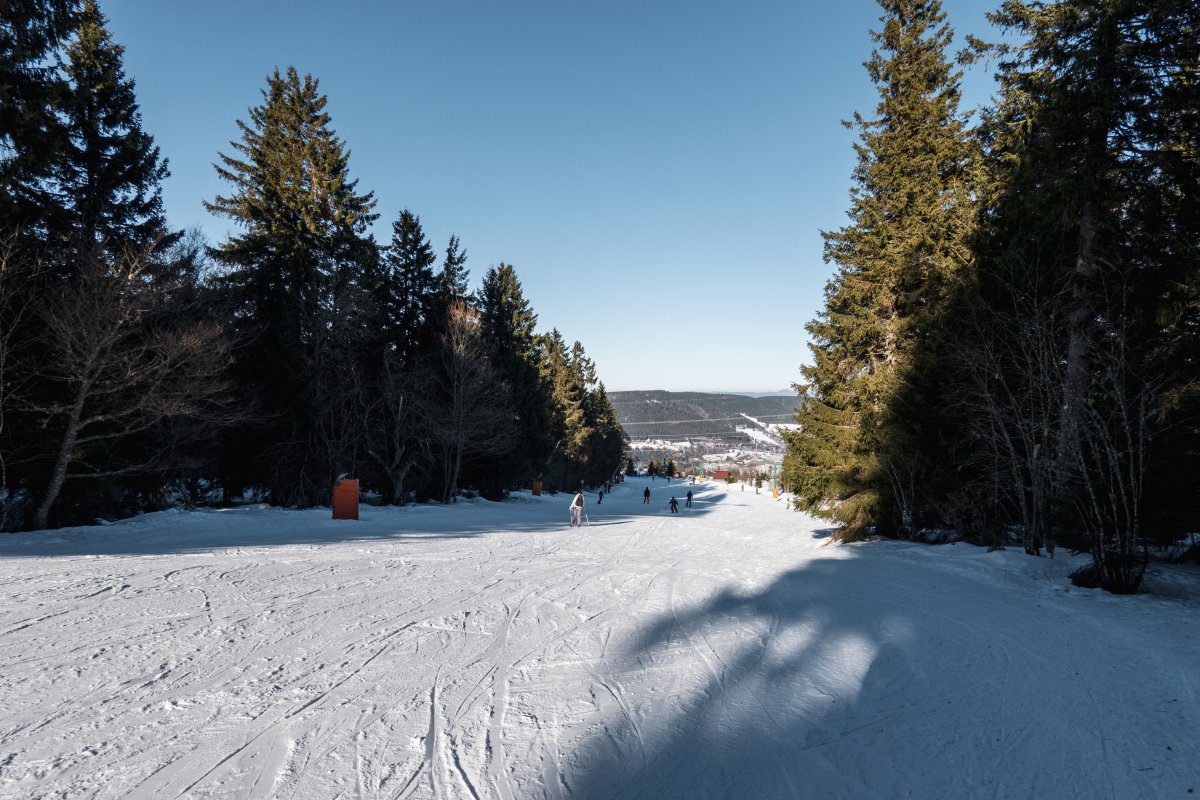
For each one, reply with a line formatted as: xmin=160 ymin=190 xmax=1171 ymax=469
xmin=669 ymin=497 xmax=679 ymax=513
xmin=686 ymin=490 xmax=693 ymax=508
xmin=598 ymin=489 xmax=604 ymax=504
xmin=570 ymin=490 xmax=585 ymax=527
xmin=643 ymin=487 xmax=651 ymax=504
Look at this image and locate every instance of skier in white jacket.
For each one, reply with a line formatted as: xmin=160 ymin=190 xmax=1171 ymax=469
xmin=569 ymin=490 xmax=585 ymax=527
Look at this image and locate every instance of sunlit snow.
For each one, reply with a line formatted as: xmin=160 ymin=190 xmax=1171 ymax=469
xmin=1 ymin=478 xmax=1197 ymax=799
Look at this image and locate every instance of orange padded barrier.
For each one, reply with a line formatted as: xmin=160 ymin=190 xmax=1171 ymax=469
xmin=332 ymin=479 xmax=359 ymax=520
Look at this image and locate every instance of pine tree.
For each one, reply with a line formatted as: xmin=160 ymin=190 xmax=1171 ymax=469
xmin=1 ymin=0 xmax=78 ymax=243
xmin=439 ymin=234 xmax=469 ymax=303
xmin=382 ymin=209 xmax=438 ymax=367
xmin=2 ymin=0 xmax=79 ymax=511
xmin=476 ymin=263 xmax=554 ymax=492
xmin=205 ymin=66 xmax=377 ymax=506
xmin=784 ymin=0 xmax=977 ymax=540
xmin=52 ymin=0 xmax=172 ymax=270
xmin=585 ymin=382 xmax=628 ymax=484
xmin=478 ymin=263 xmax=538 ymax=356
xmin=537 ymin=335 xmax=626 ymax=487
xmin=422 ymin=233 xmax=469 ymax=339
xmin=541 ymin=331 xmax=588 ymax=485
xmin=570 ymin=344 xmax=626 ymax=485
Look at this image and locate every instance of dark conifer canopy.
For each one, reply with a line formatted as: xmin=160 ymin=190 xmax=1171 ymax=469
xmin=53 ymin=0 xmax=172 ymax=265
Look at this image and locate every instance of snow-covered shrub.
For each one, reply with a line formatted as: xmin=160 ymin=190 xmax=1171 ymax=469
xmin=912 ymin=528 xmax=962 ymax=544
xmin=1069 ymin=563 xmax=1104 ymax=589
xmin=1168 ymin=533 xmax=1200 ymax=565
xmin=0 ymin=486 xmax=32 ymax=532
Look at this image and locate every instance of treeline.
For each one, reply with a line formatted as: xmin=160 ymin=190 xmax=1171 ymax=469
xmin=0 ymin=0 xmax=626 ymax=529
xmin=783 ymin=0 xmax=1200 ymax=593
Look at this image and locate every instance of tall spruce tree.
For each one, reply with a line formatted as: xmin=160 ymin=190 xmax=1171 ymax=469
xmin=959 ymin=0 xmax=1200 ymax=589
xmin=439 ymin=234 xmax=469 ymax=304
xmin=783 ymin=0 xmax=977 ymax=540
xmin=52 ymin=0 xmax=172 ymax=269
xmin=537 ymin=334 xmax=625 ymax=488
xmin=422 ymin=233 xmax=469 ymax=338
xmin=541 ymin=330 xmax=586 ymax=485
xmin=206 ymin=66 xmax=377 ymax=506
xmin=1 ymin=0 xmax=78 ymax=243
xmin=353 ymin=210 xmax=438 ymax=505
xmin=582 ymin=381 xmax=627 ymax=485
xmin=476 ymin=263 xmax=554 ymax=493
xmin=2 ymin=0 xmax=78 ymax=515
xmin=383 ymin=209 xmax=438 ymax=366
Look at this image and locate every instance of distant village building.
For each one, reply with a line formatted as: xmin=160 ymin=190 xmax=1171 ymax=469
xmin=710 ymin=470 xmax=731 ymax=481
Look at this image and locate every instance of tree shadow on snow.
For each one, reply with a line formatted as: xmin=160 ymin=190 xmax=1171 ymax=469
xmin=554 ymin=539 xmax=1198 ymax=800
xmin=554 ymin=555 xmax=931 ymax=799
xmin=555 ymin=548 xmax=1093 ymax=800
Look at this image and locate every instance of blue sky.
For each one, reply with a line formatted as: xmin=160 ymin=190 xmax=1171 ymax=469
xmin=103 ymin=0 xmax=1001 ymax=393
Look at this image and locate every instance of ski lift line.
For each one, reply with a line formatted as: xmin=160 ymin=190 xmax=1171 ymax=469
xmin=626 ymin=428 xmax=792 ymax=438
xmin=536 ymin=439 xmax=562 ymax=480
xmin=627 ymin=441 xmax=784 ymax=448
xmin=629 ymin=434 xmax=787 ymax=442
xmin=630 ymin=436 xmax=786 ymax=443
xmin=619 ymin=414 xmax=795 ymax=426
xmin=630 ymin=434 xmax=787 ymax=438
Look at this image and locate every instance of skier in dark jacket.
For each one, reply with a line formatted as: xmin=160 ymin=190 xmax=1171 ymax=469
xmin=643 ymin=487 xmax=651 ymax=504
xmin=686 ymin=490 xmax=693 ymax=508
xmin=669 ymin=497 xmax=679 ymax=513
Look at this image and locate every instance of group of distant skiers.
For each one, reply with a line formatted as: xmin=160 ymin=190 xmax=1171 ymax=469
xmin=571 ymin=483 xmax=694 ymax=526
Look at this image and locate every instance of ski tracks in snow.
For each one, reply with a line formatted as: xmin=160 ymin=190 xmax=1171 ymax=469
xmin=5 ymin=483 xmax=1196 ymax=799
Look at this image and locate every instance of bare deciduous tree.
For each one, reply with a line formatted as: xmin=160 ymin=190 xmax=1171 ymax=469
xmin=364 ymin=356 xmax=429 ymax=506
xmin=428 ymin=300 xmax=516 ymax=503
xmin=952 ymin=277 xmax=1192 ymax=592
xmin=29 ymin=250 xmax=232 ymax=529
xmin=0 ymin=236 xmax=40 ymax=527
xmin=1065 ymin=281 xmax=1194 ymax=593
xmin=950 ymin=288 xmax=1067 ymax=554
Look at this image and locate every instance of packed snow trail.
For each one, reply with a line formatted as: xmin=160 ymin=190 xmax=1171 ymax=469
xmin=1 ymin=477 xmax=1197 ymax=799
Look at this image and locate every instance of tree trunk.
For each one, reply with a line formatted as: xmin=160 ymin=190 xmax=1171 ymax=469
xmin=34 ymin=386 xmax=88 ymax=530
xmin=1057 ymin=200 xmax=1100 ymax=477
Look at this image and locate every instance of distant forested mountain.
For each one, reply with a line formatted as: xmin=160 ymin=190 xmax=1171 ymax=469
xmin=610 ymin=391 xmax=798 ymax=440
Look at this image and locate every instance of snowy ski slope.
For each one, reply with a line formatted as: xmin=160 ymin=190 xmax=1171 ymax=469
xmin=1 ymin=477 xmax=1197 ymax=799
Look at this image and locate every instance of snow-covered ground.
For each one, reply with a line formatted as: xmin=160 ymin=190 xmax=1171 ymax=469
xmin=2 ymin=477 xmax=1198 ymax=799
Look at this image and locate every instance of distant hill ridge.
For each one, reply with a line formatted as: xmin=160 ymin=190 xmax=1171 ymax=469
xmin=609 ymin=390 xmax=798 ymax=441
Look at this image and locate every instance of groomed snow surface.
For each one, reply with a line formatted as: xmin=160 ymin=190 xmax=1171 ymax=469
xmin=2 ymin=477 xmax=1197 ymax=799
